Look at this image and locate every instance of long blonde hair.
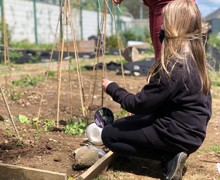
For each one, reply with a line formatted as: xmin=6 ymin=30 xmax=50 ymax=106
xmin=146 ymin=0 xmax=211 ymax=94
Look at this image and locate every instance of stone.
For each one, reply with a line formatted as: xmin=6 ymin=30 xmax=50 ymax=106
xmin=72 ymin=146 xmax=99 ymax=170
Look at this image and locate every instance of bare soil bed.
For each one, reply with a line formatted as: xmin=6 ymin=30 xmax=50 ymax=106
xmin=0 ymin=64 xmax=219 ymax=180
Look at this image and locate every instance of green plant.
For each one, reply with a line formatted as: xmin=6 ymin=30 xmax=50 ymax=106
xmin=9 ymin=51 xmax=23 ymax=59
xmin=0 ymin=21 xmax=11 ymax=45
xmin=106 ymin=35 xmax=118 ymax=49
xmin=12 ymin=75 xmax=45 ymax=87
xmin=44 ymin=119 xmax=55 ymax=131
xmin=30 ymin=52 xmax=41 ymax=63
xmin=210 ymin=145 xmax=220 ymax=152
xmin=120 ymin=27 xmax=152 ymax=47
xmin=4 ymin=119 xmax=14 ymax=136
xmin=114 ymin=109 xmax=127 ymax=119
xmin=10 ymin=91 xmax=23 ymax=101
xmin=18 ymin=115 xmax=30 ymax=124
xmin=208 ymin=33 xmax=220 ymax=51
xmin=11 ymin=40 xmax=53 ymax=50
xmin=46 ymin=71 xmax=56 ymax=78
xmin=32 ymin=117 xmax=41 ymax=138
xmin=64 ymin=119 xmax=87 ymax=135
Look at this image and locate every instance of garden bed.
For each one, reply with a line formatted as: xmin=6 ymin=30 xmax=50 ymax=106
xmin=0 ymin=65 xmax=219 ymax=179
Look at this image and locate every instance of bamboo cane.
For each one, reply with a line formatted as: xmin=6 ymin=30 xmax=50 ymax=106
xmin=56 ymin=0 xmax=67 ymax=127
xmin=65 ymin=10 xmax=73 ymax=118
xmin=67 ymin=0 xmax=86 ymax=117
xmin=0 ymin=86 xmax=21 ymax=141
xmin=101 ymin=0 xmax=108 ymax=107
xmin=37 ymin=8 xmax=61 ymax=120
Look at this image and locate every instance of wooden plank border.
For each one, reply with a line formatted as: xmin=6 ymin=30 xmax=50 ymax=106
xmin=0 ymin=163 xmax=67 ymax=180
xmin=78 ymin=151 xmax=116 ymax=180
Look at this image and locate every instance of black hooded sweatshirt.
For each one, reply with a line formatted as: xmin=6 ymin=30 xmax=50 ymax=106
xmin=106 ymin=61 xmax=212 ymax=153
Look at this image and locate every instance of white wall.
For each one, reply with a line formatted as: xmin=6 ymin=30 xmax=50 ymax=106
xmin=4 ymin=0 xmax=137 ymax=44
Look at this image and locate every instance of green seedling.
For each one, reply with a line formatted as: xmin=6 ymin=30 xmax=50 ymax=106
xmin=44 ymin=119 xmax=55 ymax=131
xmin=32 ymin=117 xmax=41 ymax=139
xmin=64 ymin=118 xmax=87 ymax=135
xmin=18 ymin=115 xmax=30 ymax=124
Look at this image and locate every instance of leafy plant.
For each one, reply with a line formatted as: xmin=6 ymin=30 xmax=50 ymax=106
xmin=106 ymin=35 xmax=118 ymax=49
xmin=11 ymin=40 xmax=53 ymax=50
xmin=30 ymin=52 xmax=41 ymax=63
xmin=44 ymin=119 xmax=55 ymax=131
xmin=12 ymin=75 xmax=45 ymax=87
xmin=0 ymin=21 xmax=11 ymax=45
xmin=208 ymin=33 xmax=220 ymax=51
xmin=8 ymin=51 xmax=23 ymax=59
xmin=64 ymin=119 xmax=87 ymax=135
xmin=46 ymin=70 xmax=56 ymax=78
xmin=18 ymin=115 xmax=30 ymax=124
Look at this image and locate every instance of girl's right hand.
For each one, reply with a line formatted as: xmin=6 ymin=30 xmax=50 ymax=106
xmin=113 ymin=0 xmax=123 ymax=4
xmin=102 ymin=79 xmax=113 ymax=91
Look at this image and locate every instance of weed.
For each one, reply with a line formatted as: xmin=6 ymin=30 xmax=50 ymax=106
xmin=44 ymin=119 xmax=55 ymax=131
xmin=64 ymin=118 xmax=87 ymax=135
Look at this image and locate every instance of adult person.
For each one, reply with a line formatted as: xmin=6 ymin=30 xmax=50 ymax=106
xmin=113 ymin=0 xmax=195 ymax=60
xmin=101 ymin=0 xmax=212 ymax=179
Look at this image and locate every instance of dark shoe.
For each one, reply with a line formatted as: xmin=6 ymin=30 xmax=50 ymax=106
xmin=161 ymin=152 xmax=188 ymax=180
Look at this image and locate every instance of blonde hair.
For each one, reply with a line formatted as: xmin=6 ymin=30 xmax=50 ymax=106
xmin=146 ymin=0 xmax=211 ymax=94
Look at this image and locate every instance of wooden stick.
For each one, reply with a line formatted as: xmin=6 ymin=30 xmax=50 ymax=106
xmin=67 ymin=0 xmax=86 ymax=117
xmin=37 ymin=9 xmax=61 ymax=120
xmin=0 ymin=86 xmax=21 ymax=141
xmin=56 ymin=0 xmax=67 ymax=127
xmin=101 ymin=1 xmax=108 ymax=107
xmin=65 ymin=9 xmax=73 ymax=118
xmin=86 ymin=0 xmax=108 ymax=110
xmin=86 ymin=34 xmax=102 ymax=120
xmin=78 ymin=151 xmax=116 ymax=180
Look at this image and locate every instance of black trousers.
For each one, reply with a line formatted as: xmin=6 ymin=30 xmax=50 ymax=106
xmin=101 ymin=114 xmax=185 ymax=161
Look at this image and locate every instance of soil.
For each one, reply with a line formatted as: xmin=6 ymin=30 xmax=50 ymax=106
xmin=0 ymin=63 xmax=219 ymax=180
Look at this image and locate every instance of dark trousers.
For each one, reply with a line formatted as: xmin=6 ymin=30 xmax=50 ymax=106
xmin=101 ymin=115 xmax=183 ymax=161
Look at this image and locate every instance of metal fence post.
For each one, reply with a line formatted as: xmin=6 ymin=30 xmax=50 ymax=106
xmin=33 ymin=0 xmax=38 ymax=45
xmin=80 ymin=3 xmax=83 ymax=40
xmin=97 ymin=0 xmax=99 ymax=34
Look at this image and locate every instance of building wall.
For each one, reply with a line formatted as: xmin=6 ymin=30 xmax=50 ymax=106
xmin=4 ymin=0 xmax=143 ymax=44
xmin=210 ymin=19 xmax=220 ymax=34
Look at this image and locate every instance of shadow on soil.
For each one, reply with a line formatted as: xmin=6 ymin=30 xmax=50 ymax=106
xmin=109 ymin=155 xmax=162 ymax=178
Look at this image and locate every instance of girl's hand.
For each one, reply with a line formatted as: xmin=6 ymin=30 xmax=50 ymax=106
xmin=113 ymin=0 xmax=123 ymax=4
xmin=102 ymin=79 xmax=113 ymax=91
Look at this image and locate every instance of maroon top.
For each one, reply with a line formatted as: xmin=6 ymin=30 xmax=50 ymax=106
xmin=142 ymin=0 xmax=196 ymax=60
